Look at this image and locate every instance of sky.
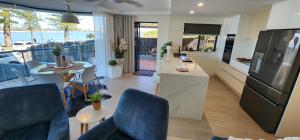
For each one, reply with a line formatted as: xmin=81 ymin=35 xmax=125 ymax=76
xmin=12 ymin=10 xmax=94 ymax=31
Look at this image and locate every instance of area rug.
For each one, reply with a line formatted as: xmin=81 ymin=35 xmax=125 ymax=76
xmin=132 ymin=70 xmax=154 ymax=77
xmin=64 ymin=80 xmax=109 ymax=117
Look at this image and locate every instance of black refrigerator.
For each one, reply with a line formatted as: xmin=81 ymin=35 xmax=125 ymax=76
xmin=240 ymin=29 xmax=300 ymax=133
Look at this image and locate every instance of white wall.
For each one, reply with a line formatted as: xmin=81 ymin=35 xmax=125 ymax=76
xmin=168 ymin=16 xmax=225 ymax=75
xmin=135 ymin=15 xmax=170 ymax=71
xmin=168 ymin=16 xmax=225 ymax=48
xmin=276 ymin=73 xmax=300 ymax=137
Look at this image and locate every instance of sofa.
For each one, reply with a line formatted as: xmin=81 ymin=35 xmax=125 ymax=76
xmin=0 ymin=84 xmax=70 ymax=140
xmin=78 ymin=88 xmax=169 ymax=140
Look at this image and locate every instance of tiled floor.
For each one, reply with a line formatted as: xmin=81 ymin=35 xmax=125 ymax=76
xmin=140 ymin=59 xmax=156 ymax=71
xmin=69 ymin=74 xmax=277 ymax=140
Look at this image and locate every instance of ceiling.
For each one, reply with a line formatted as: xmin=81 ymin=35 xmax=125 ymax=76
xmin=0 ymin=0 xmax=171 ymax=15
xmin=171 ymin=0 xmax=286 ymax=16
xmin=0 ymin=0 xmax=286 ymax=16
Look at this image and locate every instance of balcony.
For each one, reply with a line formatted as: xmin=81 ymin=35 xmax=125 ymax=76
xmin=0 ymin=40 xmax=95 ymax=88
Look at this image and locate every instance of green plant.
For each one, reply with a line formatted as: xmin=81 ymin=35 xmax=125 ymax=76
xmin=88 ymin=91 xmax=103 ymax=102
xmin=86 ymin=33 xmax=95 ymax=40
xmin=160 ymin=41 xmax=172 ymax=58
xmin=108 ymin=59 xmax=117 ymax=66
xmin=15 ymin=10 xmax=42 ymax=42
xmin=52 ymin=43 xmax=62 ymax=56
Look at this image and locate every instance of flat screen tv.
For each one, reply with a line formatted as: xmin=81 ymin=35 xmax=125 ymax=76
xmin=222 ymin=34 xmax=236 ymax=64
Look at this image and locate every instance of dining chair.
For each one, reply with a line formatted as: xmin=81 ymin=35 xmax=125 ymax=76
xmin=26 ymin=60 xmax=41 ymax=80
xmin=72 ymin=65 xmax=97 ymax=100
xmin=26 ymin=60 xmax=41 ymax=69
xmin=11 ymin=68 xmax=30 ymax=86
xmin=10 ymin=68 xmax=68 ymax=108
xmin=88 ymin=57 xmax=104 ymax=85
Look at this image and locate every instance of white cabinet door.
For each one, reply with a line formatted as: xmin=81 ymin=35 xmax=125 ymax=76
xmin=267 ymin=1 xmax=293 ymax=29
xmin=288 ymin=0 xmax=300 ymax=28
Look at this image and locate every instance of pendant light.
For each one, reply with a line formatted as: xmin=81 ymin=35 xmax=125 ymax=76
xmin=61 ymin=0 xmax=80 ymax=24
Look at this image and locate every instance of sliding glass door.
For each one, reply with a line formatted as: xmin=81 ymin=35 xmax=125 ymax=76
xmin=134 ymin=22 xmax=158 ymax=75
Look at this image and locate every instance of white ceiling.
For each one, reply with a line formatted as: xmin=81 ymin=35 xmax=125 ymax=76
xmin=0 ymin=0 xmax=171 ymax=15
xmin=0 ymin=0 xmax=286 ymax=16
xmin=171 ymin=0 xmax=286 ymax=16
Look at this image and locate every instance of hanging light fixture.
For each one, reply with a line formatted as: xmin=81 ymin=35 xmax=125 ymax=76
xmin=61 ymin=0 xmax=80 ymax=24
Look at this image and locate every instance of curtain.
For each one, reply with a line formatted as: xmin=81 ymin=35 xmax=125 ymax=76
xmin=93 ymin=12 xmax=113 ymax=76
xmin=113 ymin=15 xmax=135 ymax=73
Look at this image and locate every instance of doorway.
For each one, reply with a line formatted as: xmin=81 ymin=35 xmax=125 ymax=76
xmin=134 ymin=22 xmax=158 ymax=76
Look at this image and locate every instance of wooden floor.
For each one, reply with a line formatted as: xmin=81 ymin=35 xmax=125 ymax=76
xmin=69 ymin=74 xmax=278 ymax=140
xmin=204 ymin=77 xmax=277 ymax=140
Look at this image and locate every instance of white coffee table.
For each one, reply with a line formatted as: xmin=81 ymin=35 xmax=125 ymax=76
xmin=76 ymin=105 xmax=111 ymax=135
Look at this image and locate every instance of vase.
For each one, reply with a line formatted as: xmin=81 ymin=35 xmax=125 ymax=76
xmin=166 ymin=45 xmax=172 ymax=61
xmin=115 ymin=58 xmax=124 ymax=65
xmin=92 ymin=100 xmax=101 ymax=111
xmin=55 ymin=56 xmax=62 ymax=67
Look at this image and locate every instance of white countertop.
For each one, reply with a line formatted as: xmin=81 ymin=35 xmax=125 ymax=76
xmin=160 ymin=56 xmax=209 ymax=78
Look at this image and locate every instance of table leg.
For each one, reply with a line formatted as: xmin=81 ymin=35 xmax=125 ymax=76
xmin=80 ymin=123 xmax=84 ymax=135
xmin=80 ymin=123 xmax=89 ymax=135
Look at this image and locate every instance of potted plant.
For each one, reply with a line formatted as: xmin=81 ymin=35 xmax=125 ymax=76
xmin=88 ymin=91 xmax=103 ymax=111
xmin=160 ymin=41 xmax=172 ymax=58
xmin=108 ymin=59 xmax=117 ymax=66
xmin=113 ymin=38 xmax=128 ymax=65
xmin=107 ymin=59 xmax=122 ymax=79
xmin=52 ymin=43 xmax=63 ymax=67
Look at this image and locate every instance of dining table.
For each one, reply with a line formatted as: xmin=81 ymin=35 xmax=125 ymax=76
xmin=30 ymin=61 xmax=93 ymax=75
xmin=30 ymin=61 xmax=93 ymax=107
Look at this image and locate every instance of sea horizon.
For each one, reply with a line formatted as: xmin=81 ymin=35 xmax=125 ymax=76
xmin=0 ymin=31 xmax=94 ymax=45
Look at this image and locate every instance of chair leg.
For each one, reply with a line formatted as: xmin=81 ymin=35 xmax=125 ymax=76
xmin=60 ymin=91 xmax=68 ymax=109
xmin=95 ymin=74 xmax=101 ymax=85
xmin=83 ymin=84 xmax=89 ymax=101
xmin=71 ymin=83 xmax=76 ymax=99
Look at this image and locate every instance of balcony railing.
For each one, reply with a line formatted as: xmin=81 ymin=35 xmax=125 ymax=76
xmin=0 ymin=40 xmax=95 ymax=82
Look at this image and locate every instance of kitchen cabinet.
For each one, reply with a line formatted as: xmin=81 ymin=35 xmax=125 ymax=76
xmin=216 ymin=62 xmax=247 ymax=96
xmin=288 ymin=0 xmax=300 ymax=28
xmin=267 ymin=0 xmax=300 ymax=29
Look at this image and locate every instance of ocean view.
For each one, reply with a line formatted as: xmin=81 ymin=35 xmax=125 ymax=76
xmin=0 ymin=31 xmax=94 ymax=45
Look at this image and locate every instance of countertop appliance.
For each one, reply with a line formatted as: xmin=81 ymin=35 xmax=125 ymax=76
xmin=240 ymin=29 xmax=300 ymax=133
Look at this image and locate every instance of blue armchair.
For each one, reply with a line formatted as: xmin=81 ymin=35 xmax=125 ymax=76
xmin=78 ymin=88 xmax=169 ymax=140
xmin=0 ymin=84 xmax=69 ymax=140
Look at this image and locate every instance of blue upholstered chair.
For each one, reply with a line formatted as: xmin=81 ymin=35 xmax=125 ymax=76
xmin=0 ymin=84 xmax=70 ymax=140
xmin=78 ymin=88 xmax=169 ymax=140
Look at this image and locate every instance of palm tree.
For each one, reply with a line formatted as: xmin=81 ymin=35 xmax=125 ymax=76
xmin=47 ymin=14 xmax=79 ymax=42
xmin=0 ymin=8 xmax=17 ymax=48
xmin=86 ymin=33 xmax=95 ymax=40
xmin=15 ymin=10 xmax=42 ymax=42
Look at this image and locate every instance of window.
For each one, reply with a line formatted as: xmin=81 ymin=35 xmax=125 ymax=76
xmin=0 ymin=7 xmax=95 ymax=83
xmin=182 ymin=23 xmax=221 ymax=52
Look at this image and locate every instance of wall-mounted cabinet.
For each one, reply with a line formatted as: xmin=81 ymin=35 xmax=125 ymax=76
xmin=267 ymin=0 xmax=300 ymax=29
xmin=288 ymin=0 xmax=300 ymax=28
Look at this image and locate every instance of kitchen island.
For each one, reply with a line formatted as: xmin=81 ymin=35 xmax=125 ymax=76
xmin=159 ymin=56 xmax=209 ymax=120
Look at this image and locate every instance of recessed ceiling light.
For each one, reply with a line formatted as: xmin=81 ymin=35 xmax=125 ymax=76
xmin=197 ymin=2 xmax=204 ymax=7
xmin=297 ymin=12 xmax=300 ymax=15
xmin=190 ymin=10 xmax=195 ymax=14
